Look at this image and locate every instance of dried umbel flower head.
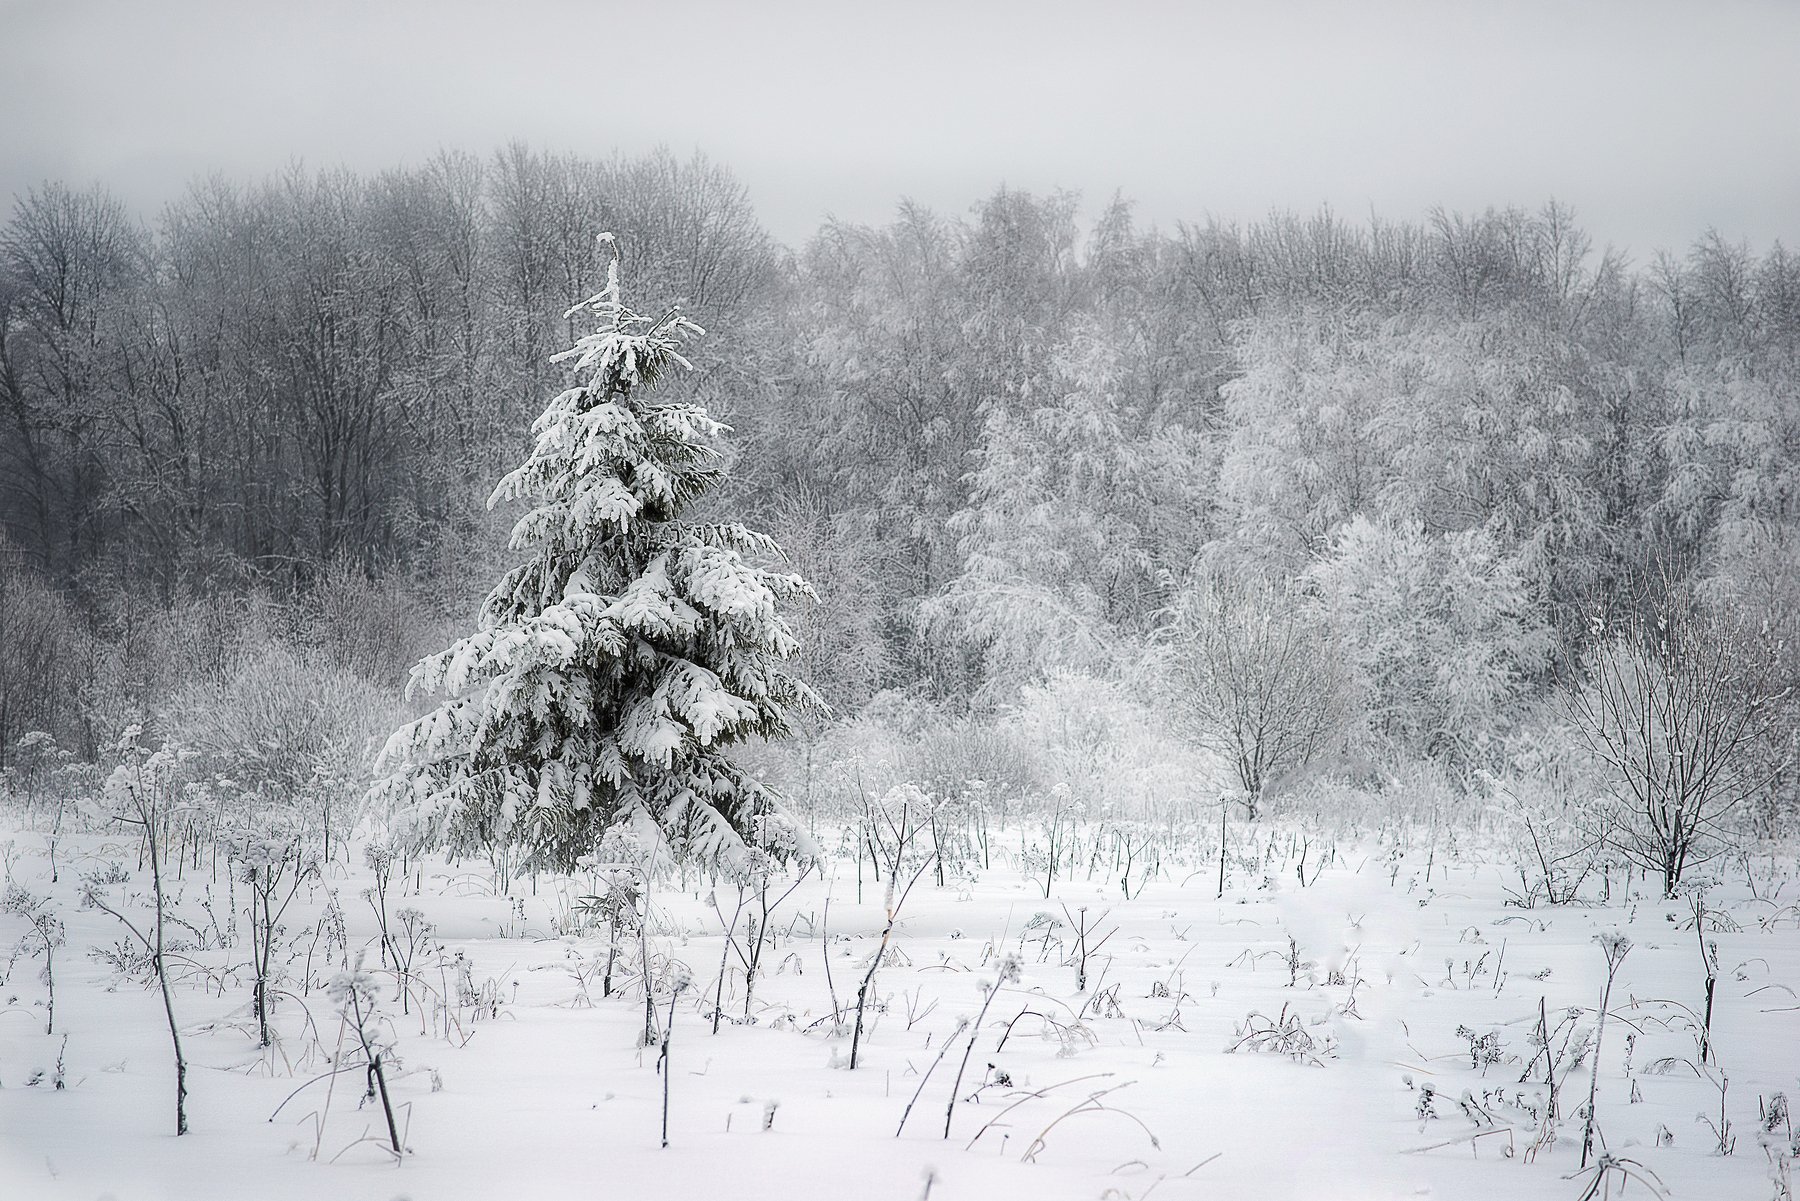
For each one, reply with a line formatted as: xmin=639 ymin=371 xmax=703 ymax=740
xmin=327 ymin=953 xmax=381 ymax=1016
xmin=1 ymin=884 xmax=43 ymax=917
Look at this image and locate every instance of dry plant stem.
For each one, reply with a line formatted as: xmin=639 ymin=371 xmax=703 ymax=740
xmin=963 ymin=1072 xmax=1117 ymax=1151
xmin=821 ymin=886 xmax=840 ymax=1024
xmin=742 ymin=872 xmax=805 ymax=1021
xmin=1217 ymin=805 xmax=1227 ymax=898
xmin=250 ymin=851 xmax=312 ymax=1048
xmin=1706 ymin=1073 xmax=1735 ymax=1152
xmin=1566 ymin=1153 xmax=1671 ymax=1201
xmin=853 ymin=799 xmax=943 ymax=1073
xmin=709 ymin=886 xmax=748 ymax=1035
xmin=98 ymin=770 xmax=191 ymax=1137
xmin=995 ymin=1008 xmax=1056 ymax=1054
xmin=1404 ymin=1126 xmax=1517 ymax=1157
xmin=850 ymin=850 xmax=937 ymax=1070
xmin=145 ymin=809 xmax=188 ymax=1135
xmin=1061 ymin=905 xmax=1114 ymax=993
xmin=1020 ymin=1081 xmax=1158 ymax=1164
xmin=263 ymin=1060 xmax=361 ymax=1128
xmin=43 ymin=928 xmax=55 ymax=1034
xmin=944 ymin=974 xmax=1012 ymax=1138
xmin=895 ymin=1017 xmax=967 ymax=1138
xmin=1692 ymin=894 xmax=1718 ymax=1064
xmin=17 ymin=910 xmax=62 ymax=1035
xmin=369 ymin=1054 xmax=400 ymax=1159
xmin=639 ymin=873 xmax=655 ymax=1046
xmin=313 ymin=1018 xmax=352 ymax=1160
xmin=1522 ymin=995 xmax=1562 ymax=1119
xmin=1581 ymin=937 xmax=1631 ymax=1170
xmin=658 ymin=983 xmax=684 ymax=1148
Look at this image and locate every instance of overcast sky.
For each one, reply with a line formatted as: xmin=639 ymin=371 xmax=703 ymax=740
xmin=3 ymin=0 xmax=1796 ymax=259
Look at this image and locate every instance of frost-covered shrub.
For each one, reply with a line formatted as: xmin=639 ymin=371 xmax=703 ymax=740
xmin=1153 ymin=574 xmax=1346 ymax=818
xmin=1277 ymin=760 xmax=1465 ymax=841
xmin=1011 ymin=672 xmax=1216 ymax=820
xmin=296 ymin=557 xmax=446 ymax=689
xmin=1483 ymin=710 xmax=1604 ymax=906
xmin=164 ymin=640 xmax=395 ymax=808
xmin=773 ymin=693 xmax=1043 ymax=824
xmin=88 ymin=591 xmax=281 ymax=725
xmin=3 ymin=731 xmax=96 ymax=812
xmin=0 ymin=547 xmax=89 ymax=765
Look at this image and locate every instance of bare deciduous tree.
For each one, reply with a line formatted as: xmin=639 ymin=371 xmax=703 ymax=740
xmin=1160 ymin=574 xmax=1345 ymax=819
xmin=1563 ymin=592 xmax=1791 ymax=895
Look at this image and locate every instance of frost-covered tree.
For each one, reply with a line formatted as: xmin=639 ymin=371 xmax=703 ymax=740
xmin=1305 ymin=516 xmax=1553 ymax=772
xmin=1216 ymin=309 xmax=1604 ymax=579
xmin=923 ymin=332 xmax=1207 ymax=689
xmin=373 ymin=241 xmax=815 ymax=869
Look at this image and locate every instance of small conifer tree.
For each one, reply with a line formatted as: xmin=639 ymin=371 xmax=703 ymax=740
xmin=374 ymin=238 xmax=814 ymax=869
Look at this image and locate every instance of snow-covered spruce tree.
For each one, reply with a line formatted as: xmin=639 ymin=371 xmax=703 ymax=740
xmin=374 ymin=241 xmax=815 ymax=870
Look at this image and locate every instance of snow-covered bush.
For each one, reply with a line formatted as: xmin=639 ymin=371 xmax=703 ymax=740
xmin=0 ymin=545 xmax=89 ymax=766
xmin=1305 ymin=515 xmax=1553 ymax=774
xmin=163 ymin=640 xmax=396 ymax=856
xmin=296 ymin=556 xmax=447 ymax=688
xmin=1486 ymin=711 xmax=1604 ymax=906
xmin=84 ymin=591 xmax=285 ymax=740
xmin=1011 ymin=672 xmax=1216 ymax=817
xmin=3 ymin=731 xmax=95 ymax=815
xmin=768 ymin=692 xmax=1042 ymax=826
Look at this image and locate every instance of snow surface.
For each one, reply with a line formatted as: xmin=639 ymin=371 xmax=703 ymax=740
xmin=2 ymin=809 xmax=1796 ymax=1200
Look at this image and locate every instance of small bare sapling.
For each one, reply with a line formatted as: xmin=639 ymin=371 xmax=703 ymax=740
xmin=850 ymin=785 xmax=940 ymax=1069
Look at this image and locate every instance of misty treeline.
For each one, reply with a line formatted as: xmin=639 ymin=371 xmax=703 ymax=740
xmin=2 ymin=147 xmax=1795 ymax=870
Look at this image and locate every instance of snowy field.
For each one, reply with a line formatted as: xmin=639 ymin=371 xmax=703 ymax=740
xmin=3 ymin=799 xmax=1797 ymax=1201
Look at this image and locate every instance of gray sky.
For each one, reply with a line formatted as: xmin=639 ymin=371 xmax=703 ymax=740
xmin=3 ymin=0 xmax=1796 ymax=259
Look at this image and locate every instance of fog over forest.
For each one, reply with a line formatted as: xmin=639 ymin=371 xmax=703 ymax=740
xmin=2 ymin=152 xmax=1796 ymax=790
